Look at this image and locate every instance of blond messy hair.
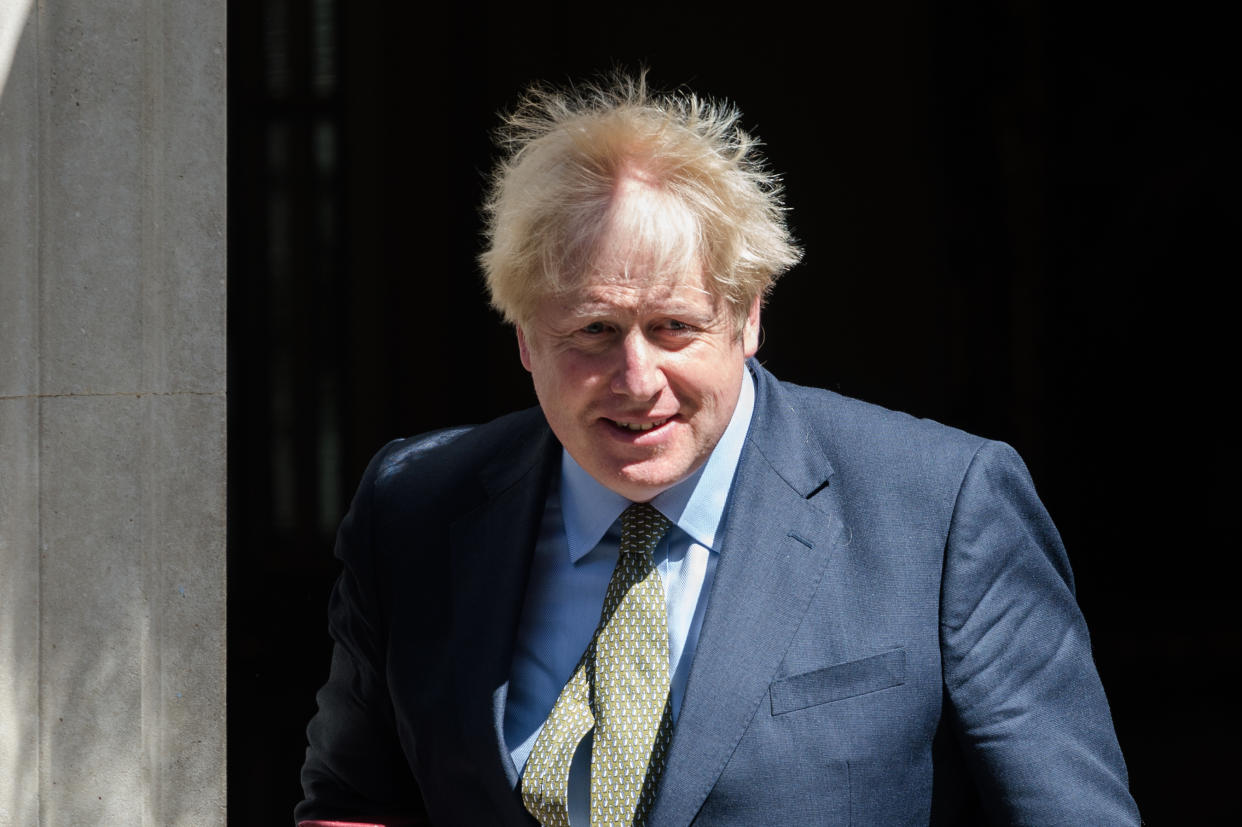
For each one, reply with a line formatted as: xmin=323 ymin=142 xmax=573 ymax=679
xmin=480 ymin=72 xmax=803 ymax=329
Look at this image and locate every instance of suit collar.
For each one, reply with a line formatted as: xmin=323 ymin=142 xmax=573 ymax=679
xmin=476 ymin=410 xmax=560 ymax=499
xmin=450 ymin=415 xmax=557 ymax=826
xmin=650 ymin=360 xmax=846 ymax=826
xmin=740 ymin=358 xmax=836 ymax=498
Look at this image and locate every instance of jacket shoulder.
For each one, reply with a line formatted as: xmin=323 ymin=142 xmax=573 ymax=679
xmin=763 ymin=373 xmax=989 ymax=482
xmin=355 ymin=406 xmax=547 ymax=513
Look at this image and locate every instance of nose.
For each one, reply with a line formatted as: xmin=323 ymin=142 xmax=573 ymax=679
xmin=610 ymin=329 xmax=666 ymax=400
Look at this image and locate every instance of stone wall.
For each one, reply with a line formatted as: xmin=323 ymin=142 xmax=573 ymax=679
xmin=0 ymin=0 xmax=226 ymax=823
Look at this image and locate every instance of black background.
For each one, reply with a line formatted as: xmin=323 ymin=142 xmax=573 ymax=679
xmin=229 ymin=2 xmax=1237 ymax=822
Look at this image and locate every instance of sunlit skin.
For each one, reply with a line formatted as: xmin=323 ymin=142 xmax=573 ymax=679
xmin=517 ymin=176 xmax=760 ymax=503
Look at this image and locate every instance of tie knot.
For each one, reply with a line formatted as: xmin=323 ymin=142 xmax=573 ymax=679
xmin=619 ymin=503 xmax=672 ymax=558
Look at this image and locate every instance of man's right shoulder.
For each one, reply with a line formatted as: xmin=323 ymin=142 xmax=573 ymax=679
xmin=358 ymin=405 xmax=552 ymax=505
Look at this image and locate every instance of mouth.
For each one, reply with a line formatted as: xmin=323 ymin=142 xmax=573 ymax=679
xmin=609 ymin=416 xmax=671 ymax=432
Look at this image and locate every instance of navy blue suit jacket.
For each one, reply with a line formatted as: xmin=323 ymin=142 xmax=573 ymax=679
xmin=298 ymin=362 xmax=1140 ymax=825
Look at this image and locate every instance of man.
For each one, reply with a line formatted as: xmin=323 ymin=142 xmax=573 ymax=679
xmin=297 ymin=75 xmax=1140 ymax=825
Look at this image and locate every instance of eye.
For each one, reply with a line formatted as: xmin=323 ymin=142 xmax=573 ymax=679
xmin=582 ymin=322 xmax=607 ymax=335
xmin=661 ymin=319 xmax=698 ymax=334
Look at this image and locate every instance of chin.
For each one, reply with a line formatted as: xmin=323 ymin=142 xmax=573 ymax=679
xmin=609 ymin=459 xmax=694 ymax=502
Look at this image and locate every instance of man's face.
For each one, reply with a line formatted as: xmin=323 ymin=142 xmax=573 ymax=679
xmin=517 ymin=189 xmax=759 ymax=502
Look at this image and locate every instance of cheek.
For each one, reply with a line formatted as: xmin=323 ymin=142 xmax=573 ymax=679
xmin=530 ymin=355 xmax=593 ymax=409
xmin=553 ymin=352 xmax=609 ymax=392
xmin=678 ymin=356 xmax=743 ymax=423
xmin=685 ymin=355 xmax=734 ymax=398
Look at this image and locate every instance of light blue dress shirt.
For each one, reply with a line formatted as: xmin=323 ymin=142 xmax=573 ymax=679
xmin=503 ymin=370 xmax=756 ymax=825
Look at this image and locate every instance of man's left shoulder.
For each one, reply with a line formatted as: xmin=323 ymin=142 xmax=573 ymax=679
xmin=756 ymin=365 xmax=988 ymax=469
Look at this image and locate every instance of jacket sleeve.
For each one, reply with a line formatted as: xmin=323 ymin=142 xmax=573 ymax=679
xmin=939 ymin=440 xmax=1141 ymax=825
xmin=295 ymin=442 xmax=429 ymax=826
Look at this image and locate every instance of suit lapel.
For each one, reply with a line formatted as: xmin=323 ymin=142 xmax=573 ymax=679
xmin=650 ymin=364 xmax=848 ymax=826
xmin=449 ymin=420 xmax=558 ymax=826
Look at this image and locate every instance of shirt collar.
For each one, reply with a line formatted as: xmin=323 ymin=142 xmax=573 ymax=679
xmin=560 ymin=368 xmax=755 ymax=563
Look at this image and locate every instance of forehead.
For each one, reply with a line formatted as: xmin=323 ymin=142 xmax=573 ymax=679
xmin=540 ymin=265 xmax=716 ymax=319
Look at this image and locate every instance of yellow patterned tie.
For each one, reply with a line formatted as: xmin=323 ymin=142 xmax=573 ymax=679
xmin=521 ymin=503 xmax=674 ymax=827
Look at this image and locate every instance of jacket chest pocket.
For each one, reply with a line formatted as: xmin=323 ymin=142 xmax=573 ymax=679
xmin=769 ymin=648 xmax=906 ymax=715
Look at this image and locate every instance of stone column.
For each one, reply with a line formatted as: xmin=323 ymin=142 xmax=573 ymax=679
xmin=0 ymin=0 xmax=226 ymax=823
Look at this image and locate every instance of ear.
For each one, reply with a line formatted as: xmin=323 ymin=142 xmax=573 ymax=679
xmin=742 ymin=296 xmax=762 ymax=358
xmin=517 ymin=325 xmax=533 ymax=372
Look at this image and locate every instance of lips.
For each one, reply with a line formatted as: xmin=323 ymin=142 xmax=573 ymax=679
xmin=610 ymin=417 xmax=671 ymax=432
